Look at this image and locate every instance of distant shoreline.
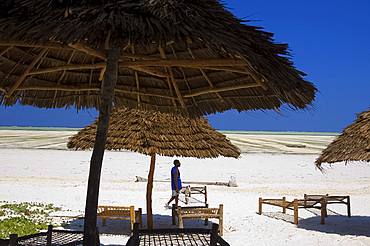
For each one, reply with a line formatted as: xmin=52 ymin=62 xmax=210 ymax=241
xmin=0 ymin=126 xmax=339 ymax=136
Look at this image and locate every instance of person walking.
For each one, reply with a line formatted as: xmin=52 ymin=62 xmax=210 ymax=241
xmin=165 ymin=159 xmax=182 ymax=209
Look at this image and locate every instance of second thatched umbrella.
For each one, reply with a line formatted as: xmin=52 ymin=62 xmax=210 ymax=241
xmin=68 ymin=107 xmax=240 ymax=229
xmin=315 ymin=108 xmax=370 ymax=170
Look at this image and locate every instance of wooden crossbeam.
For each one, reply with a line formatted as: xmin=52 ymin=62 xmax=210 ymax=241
xmin=5 ymin=48 xmax=48 ymax=97
xmin=0 ymin=46 xmax=13 ymax=56
xmin=183 ymin=83 xmax=260 ymax=98
xmin=158 ymin=46 xmax=186 ymax=108
xmin=187 ymin=47 xmax=224 ymax=102
xmin=28 ymin=63 xmax=106 ymax=75
xmin=14 ymin=85 xmax=176 ymax=100
xmin=68 ymin=43 xmax=107 ymax=60
xmin=118 ymin=58 xmax=246 ymax=68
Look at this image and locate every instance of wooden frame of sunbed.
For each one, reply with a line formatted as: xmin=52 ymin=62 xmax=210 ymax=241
xmin=258 ymin=194 xmax=350 ymax=225
xmin=172 ymin=204 xmax=224 ymax=236
xmin=97 ymin=205 xmax=143 ymax=232
xmin=181 ymin=185 xmax=207 ymax=206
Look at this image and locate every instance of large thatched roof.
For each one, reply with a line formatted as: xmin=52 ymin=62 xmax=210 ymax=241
xmin=315 ymin=108 xmax=370 ymax=168
xmin=0 ymin=0 xmax=316 ymax=117
xmin=68 ymin=107 xmax=241 ymax=158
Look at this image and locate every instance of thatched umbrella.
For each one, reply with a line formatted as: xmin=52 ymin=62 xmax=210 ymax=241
xmin=67 ymin=107 xmax=240 ymax=229
xmin=0 ymin=1 xmax=317 ymax=244
xmin=315 ymin=108 xmax=370 ymax=170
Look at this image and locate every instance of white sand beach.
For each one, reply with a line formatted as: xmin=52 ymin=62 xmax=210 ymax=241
xmin=1 ymin=129 xmax=369 ymax=245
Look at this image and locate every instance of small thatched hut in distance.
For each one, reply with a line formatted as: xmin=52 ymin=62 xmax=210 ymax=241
xmin=315 ymin=108 xmax=370 ymax=169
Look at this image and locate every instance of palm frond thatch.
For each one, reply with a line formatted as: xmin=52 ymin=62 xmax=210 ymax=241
xmin=315 ymin=108 xmax=370 ymax=169
xmin=67 ymin=107 xmax=241 ymax=158
xmin=0 ymin=0 xmax=316 ymax=117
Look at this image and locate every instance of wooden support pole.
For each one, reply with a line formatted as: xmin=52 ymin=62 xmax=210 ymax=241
xmin=293 ymin=199 xmax=298 ymax=225
xmin=258 ymin=197 xmax=262 ymax=215
xmin=83 ymin=46 xmax=119 ymax=246
xmin=146 ymin=153 xmax=156 ymax=229
xmin=282 ymin=197 xmax=286 ymax=214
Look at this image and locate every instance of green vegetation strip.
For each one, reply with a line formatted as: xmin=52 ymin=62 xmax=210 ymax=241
xmin=0 ymin=201 xmax=61 ymax=239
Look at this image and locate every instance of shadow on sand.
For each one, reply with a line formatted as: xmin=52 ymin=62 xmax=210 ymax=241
xmin=260 ymin=211 xmax=370 ymax=237
xmin=297 ymin=215 xmax=370 ymax=237
xmin=63 ymin=212 xmax=215 ymax=245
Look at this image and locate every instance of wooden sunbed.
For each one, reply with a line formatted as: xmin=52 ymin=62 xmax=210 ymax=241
xmin=97 ymin=205 xmax=143 ymax=232
xmin=259 ymin=194 xmax=350 ymax=225
xmin=172 ymin=204 xmax=224 ymax=236
xmin=181 ymin=185 xmax=208 ymax=206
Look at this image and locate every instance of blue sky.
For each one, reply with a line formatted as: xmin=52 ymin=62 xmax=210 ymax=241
xmin=0 ymin=0 xmax=369 ymax=132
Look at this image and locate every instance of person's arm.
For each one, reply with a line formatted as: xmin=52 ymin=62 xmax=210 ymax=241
xmin=174 ymin=170 xmax=179 ymax=192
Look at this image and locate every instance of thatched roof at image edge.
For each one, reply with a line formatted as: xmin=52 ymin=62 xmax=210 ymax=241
xmin=67 ymin=107 xmax=241 ymax=158
xmin=0 ymin=0 xmax=316 ymax=117
xmin=315 ymin=108 xmax=370 ymax=168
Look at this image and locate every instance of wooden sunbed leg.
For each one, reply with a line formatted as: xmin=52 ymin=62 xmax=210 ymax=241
xmin=347 ymin=196 xmax=351 ymax=218
xmin=293 ymin=199 xmax=298 ymax=225
xmin=204 ymin=186 xmax=208 ymax=206
xmin=138 ymin=208 xmax=143 ymax=228
xmin=258 ymin=197 xmax=262 ymax=215
xmin=178 ymin=217 xmax=183 ymax=229
xmin=210 ymin=223 xmax=219 ymax=246
xmin=130 ymin=206 xmax=135 ymax=233
xmin=282 ymin=197 xmax=286 ymax=214
xmin=102 ymin=218 xmax=106 ymax=227
xmin=178 ymin=206 xmax=183 ymax=228
xmin=47 ymin=225 xmax=52 ymax=246
xmin=219 ymin=204 xmax=224 ymax=236
xmin=172 ymin=206 xmax=176 ymax=225
xmin=10 ymin=234 xmax=18 ymax=246
xmin=321 ymin=197 xmax=327 ymax=224
xmin=205 ymin=204 xmax=209 ymax=225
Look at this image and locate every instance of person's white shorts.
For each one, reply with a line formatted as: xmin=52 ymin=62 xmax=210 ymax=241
xmin=172 ymin=188 xmax=186 ymax=197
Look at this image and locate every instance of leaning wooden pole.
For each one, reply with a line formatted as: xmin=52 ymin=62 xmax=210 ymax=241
xmin=83 ymin=46 xmax=119 ymax=246
xmin=146 ymin=153 xmax=156 ymax=229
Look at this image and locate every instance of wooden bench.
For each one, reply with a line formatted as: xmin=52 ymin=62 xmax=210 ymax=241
xmin=259 ymin=194 xmax=350 ymax=225
xmin=97 ymin=205 xmax=143 ymax=232
xmin=172 ymin=204 xmax=224 ymax=236
xmin=181 ymin=185 xmax=207 ymax=206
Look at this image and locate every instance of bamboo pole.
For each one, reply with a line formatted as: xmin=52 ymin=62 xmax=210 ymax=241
xmin=83 ymin=46 xmax=119 ymax=246
xmin=146 ymin=153 xmax=156 ymax=229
